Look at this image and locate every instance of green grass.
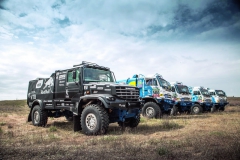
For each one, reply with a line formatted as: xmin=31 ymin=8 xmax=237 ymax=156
xmin=49 ymin=126 xmax=57 ymax=132
xmin=0 ymin=126 xmax=3 ymax=134
xmin=0 ymin=121 xmax=6 ymax=126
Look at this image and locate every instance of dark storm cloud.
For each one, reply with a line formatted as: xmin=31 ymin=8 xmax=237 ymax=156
xmin=147 ymin=0 xmax=240 ymax=41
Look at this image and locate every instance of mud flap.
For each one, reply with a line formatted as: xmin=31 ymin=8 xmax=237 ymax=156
xmin=73 ymin=115 xmax=81 ymax=131
xmin=27 ymin=111 xmax=32 ymax=122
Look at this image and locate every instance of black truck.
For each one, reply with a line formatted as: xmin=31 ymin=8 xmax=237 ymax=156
xmin=27 ymin=61 xmax=142 ymax=135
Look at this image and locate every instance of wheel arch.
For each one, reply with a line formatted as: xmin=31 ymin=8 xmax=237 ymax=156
xmin=77 ymin=96 xmax=109 ymax=115
xmin=142 ymin=97 xmax=159 ymax=104
xmin=27 ymin=99 xmax=44 ymax=122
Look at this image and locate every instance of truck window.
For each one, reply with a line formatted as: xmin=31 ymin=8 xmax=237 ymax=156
xmin=210 ymin=92 xmax=215 ymax=96
xmin=171 ymin=86 xmax=175 ymax=92
xmin=84 ymin=68 xmax=114 ymax=82
xmin=67 ymin=70 xmax=79 ymax=82
xmin=193 ymin=91 xmax=200 ymax=95
xmin=146 ymin=79 xmax=157 ymax=86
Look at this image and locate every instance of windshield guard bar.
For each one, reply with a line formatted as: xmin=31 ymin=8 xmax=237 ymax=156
xmin=73 ymin=61 xmax=110 ymax=70
xmin=154 ymin=73 xmax=163 ymax=78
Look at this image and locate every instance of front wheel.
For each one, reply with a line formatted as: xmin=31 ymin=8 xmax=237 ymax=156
xmin=118 ymin=114 xmax=140 ymax=128
xmin=142 ymin=102 xmax=161 ymax=118
xmin=170 ymin=105 xmax=178 ymax=116
xmin=81 ymin=104 xmax=109 ymax=135
xmin=211 ymin=105 xmax=216 ymax=113
xmin=219 ymin=106 xmax=225 ymax=111
xmin=191 ymin=104 xmax=203 ymax=115
xmin=31 ymin=105 xmax=48 ymax=127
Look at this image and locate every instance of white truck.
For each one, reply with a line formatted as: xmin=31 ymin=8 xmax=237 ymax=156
xmin=170 ymin=82 xmax=193 ymax=115
xmin=208 ymin=89 xmax=228 ymax=111
xmin=188 ymin=86 xmax=214 ymax=114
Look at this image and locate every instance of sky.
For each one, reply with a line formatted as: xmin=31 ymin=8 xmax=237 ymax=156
xmin=0 ymin=0 xmax=240 ymax=100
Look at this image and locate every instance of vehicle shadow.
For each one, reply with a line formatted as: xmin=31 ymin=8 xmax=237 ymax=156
xmin=167 ymin=114 xmax=211 ymax=120
xmin=108 ymin=122 xmax=185 ymax=135
xmin=46 ymin=121 xmax=73 ymax=131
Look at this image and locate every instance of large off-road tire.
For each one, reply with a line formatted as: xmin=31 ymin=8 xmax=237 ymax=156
xmin=118 ymin=114 xmax=140 ymax=128
xmin=142 ymin=102 xmax=161 ymax=118
xmin=211 ymin=105 xmax=216 ymax=113
xmin=31 ymin=105 xmax=48 ymax=127
xmin=170 ymin=105 xmax=178 ymax=116
xmin=219 ymin=106 xmax=225 ymax=111
xmin=81 ymin=104 xmax=109 ymax=135
xmin=191 ymin=104 xmax=203 ymax=115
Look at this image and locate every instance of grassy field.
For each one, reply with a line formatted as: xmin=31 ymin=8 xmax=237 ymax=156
xmin=0 ymin=99 xmax=240 ymax=160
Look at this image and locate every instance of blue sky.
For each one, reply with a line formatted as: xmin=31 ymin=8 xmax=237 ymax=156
xmin=0 ymin=0 xmax=240 ymax=100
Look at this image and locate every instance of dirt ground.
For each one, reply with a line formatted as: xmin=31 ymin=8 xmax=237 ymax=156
xmin=0 ymin=98 xmax=240 ymax=160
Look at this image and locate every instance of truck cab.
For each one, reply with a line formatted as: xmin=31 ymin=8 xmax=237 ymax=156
xmin=208 ymin=89 xmax=228 ymax=111
xmin=170 ymin=82 xmax=193 ymax=114
xmin=118 ymin=73 xmax=175 ymax=118
xmin=188 ymin=86 xmax=214 ymax=114
xmin=27 ymin=61 xmax=142 ymax=135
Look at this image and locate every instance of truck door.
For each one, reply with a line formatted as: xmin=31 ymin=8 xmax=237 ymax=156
xmin=54 ymin=71 xmax=67 ymax=100
xmin=66 ymin=69 xmax=81 ymax=101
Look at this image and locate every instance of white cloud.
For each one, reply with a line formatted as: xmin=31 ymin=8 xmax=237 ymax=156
xmin=0 ymin=0 xmax=240 ymax=100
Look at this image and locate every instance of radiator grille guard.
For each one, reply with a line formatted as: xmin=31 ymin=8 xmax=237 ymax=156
xmin=116 ymin=87 xmax=139 ymax=101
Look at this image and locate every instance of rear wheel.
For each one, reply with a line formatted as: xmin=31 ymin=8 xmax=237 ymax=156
xmin=81 ymin=104 xmax=109 ymax=135
xmin=191 ymin=104 xmax=203 ymax=115
xmin=142 ymin=102 xmax=161 ymax=118
xmin=31 ymin=105 xmax=48 ymax=127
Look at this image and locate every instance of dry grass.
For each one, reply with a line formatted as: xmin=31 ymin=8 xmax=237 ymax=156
xmin=0 ymin=99 xmax=240 ymax=160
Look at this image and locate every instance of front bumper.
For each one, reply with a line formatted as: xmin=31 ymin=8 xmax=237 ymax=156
xmin=176 ymin=101 xmax=193 ymax=107
xmin=109 ymin=101 xmax=143 ymax=110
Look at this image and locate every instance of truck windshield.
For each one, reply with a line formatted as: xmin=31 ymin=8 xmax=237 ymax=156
xmin=176 ymin=85 xmax=190 ymax=94
xmin=83 ymin=67 xmax=115 ymax=82
xmin=216 ymin=90 xmax=226 ymax=96
xmin=157 ymin=77 xmax=171 ymax=91
xmin=200 ymin=89 xmax=210 ymax=97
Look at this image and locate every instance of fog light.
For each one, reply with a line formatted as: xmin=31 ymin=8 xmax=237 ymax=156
xmin=106 ymin=97 xmax=115 ymax=101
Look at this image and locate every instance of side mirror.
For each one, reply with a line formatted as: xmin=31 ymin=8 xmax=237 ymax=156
xmin=73 ymin=71 xmax=76 ymax=79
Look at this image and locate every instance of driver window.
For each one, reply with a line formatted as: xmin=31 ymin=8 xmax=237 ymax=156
xmin=193 ymin=91 xmax=198 ymax=95
xmin=67 ymin=70 xmax=80 ymax=82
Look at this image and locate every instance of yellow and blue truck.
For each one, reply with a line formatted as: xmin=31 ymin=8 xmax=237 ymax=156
xmin=117 ymin=73 xmax=174 ymax=118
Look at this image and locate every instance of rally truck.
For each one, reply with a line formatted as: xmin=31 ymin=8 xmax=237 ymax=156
xmin=117 ymin=74 xmax=174 ymax=118
xmin=170 ymin=82 xmax=193 ymax=115
xmin=208 ymin=88 xmax=228 ymax=111
xmin=188 ymin=86 xmax=214 ymax=114
xmin=27 ymin=61 xmax=142 ymax=135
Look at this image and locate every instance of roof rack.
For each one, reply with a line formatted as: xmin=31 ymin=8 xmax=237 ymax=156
xmin=73 ymin=61 xmax=110 ymax=70
xmin=154 ymin=73 xmax=163 ymax=78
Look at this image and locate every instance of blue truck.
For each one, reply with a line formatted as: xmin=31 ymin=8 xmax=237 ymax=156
xmin=208 ymin=88 xmax=228 ymax=111
xmin=188 ymin=86 xmax=214 ymax=114
xmin=170 ymin=82 xmax=193 ymax=115
xmin=117 ymin=73 xmax=175 ymax=118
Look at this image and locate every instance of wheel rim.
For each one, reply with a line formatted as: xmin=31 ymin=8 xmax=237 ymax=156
xmin=85 ymin=113 xmax=97 ymax=130
xmin=146 ymin=107 xmax=154 ymax=117
xmin=34 ymin=111 xmax=40 ymax=124
xmin=193 ymin=106 xmax=199 ymax=113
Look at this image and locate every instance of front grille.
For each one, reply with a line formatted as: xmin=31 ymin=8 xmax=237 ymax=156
xmin=205 ymin=99 xmax=211 ymax=103
xmin=182 ymin=97 xmax=190 ymax=101
xmin=116 ymin=87 xmax=139 ymax=101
